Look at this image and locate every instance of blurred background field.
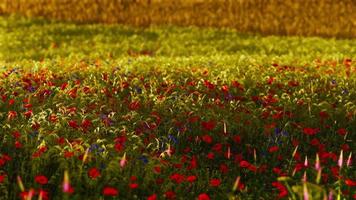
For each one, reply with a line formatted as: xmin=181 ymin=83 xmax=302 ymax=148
xmin=0 ymin=0 xmax=355 ymax=38
xmin=1 ymin=16 xmax=356 ymax=64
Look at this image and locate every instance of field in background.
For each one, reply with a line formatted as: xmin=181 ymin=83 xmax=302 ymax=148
xmin=0 ymin=0 xmax=355 ymax=38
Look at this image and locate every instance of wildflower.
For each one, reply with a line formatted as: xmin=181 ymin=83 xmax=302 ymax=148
xmin=170 ymin=173 xmax=185 ymax=184
xmin=88 ymin=167 xmax=101 ymax=179
xmin=129 ymin=183 xmax=139 ymax=189
xmin=0 ymin=173 xmax=6 ymax=183
xmin=8 ymin=111 xmax=17 ymax=120
xmin=186 ymin=175 xmax=197 ymax=183
xmin=130 ymin=176 xmax=137 ymax=182
xmin=233 ymin=135 xmax=241 ymax=143
xmin=239 ymin=160 xmax=251 ymax=168
xmin=81 ymin=119 xmax=92 ymax=129
xmin=269 ymin=146 xmax=279 ymax=153
xmin=346 ymin=152 xmax=352 ymax=167
xmin=303 ymin=128 xmax=319 ymax=135
xmin=102 ymin=187 xmax=118 ymax=196
xmin=207 ymin=152 xmax=215 ymax=160
xmin=221 ymin=85 xmax=229 ymax=93
xmin=220 ymin=163 xmax=229 ymax=174
xmin=120 ymin=153 xmax=127 ymax=168
xmin=165 ymin=191 xmax=176 ymax=199
xmin=198 ymin=193 xmax=210 ymax=200
xmin=210 ymin=178 xmax=221 ymax=187
xmin=337 ymin=128 xmax=347 ymax=136
xmin=202 ymin=134 xmax=213 ymax=144
xmin=147 ymin=194 xmax=157 ymax=200
xmin=15 ymin=141 xmax=22 ymax=149
xmin=338 ymin=150 xmax=343 ymax=168
xmin=201 ymin=120 xmax=216 ymax=131
xmin=24 ymin=110 xmax=33 ymax=118
xmin=63 ymin=171 xmax=73 ymax=194
xmin=38 ymin=189 xmax=49 ymax=200
xmin=272 ymin=182 xmax=288 ymax=198
xmin=68 ymin=120 xmax=78 ymax=129
xmin=35 ymin=175 xmax=48 ymax=185
xmin=345 ymin=179 xmax=356 ymax=187
xmin=315 ymin=154 xmax=321 ymax=171
xmin=60 ymin=83 xmax=68 ymax=90
xmin=129 ymin=101 xmax=140 ymax=111
xmin=20 ymin=189 xmax=35 ymax=200
xmin=64 ymin=151 xmax=74 ymax=158
xmin=115 ymin=143 xmax=124 ymax=152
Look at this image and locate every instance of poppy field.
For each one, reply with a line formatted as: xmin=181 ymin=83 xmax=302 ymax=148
xmin=0 ymin=16 xmax=355 ymax=199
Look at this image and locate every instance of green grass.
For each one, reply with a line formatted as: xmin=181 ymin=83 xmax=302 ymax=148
xmin=1 ymin=15 xmax=356 ymax=64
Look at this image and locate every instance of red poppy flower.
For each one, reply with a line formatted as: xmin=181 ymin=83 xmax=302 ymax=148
xmin=207 ymin=152 xmax=215 ymax=160
xmin=247 ymin=165 xmax=257 ymax=172
xmin=8 ymin=111 xmax=17 ymax=120
xmin=129 ymin=101 xmax=140 ymax=111
xmin=212 ymin=143 xmax=223 ymax=152
xmin=201 ymin=120 xmax=216 ymax=131
xmin=12 ymin=131 xmax=21 ymax=139
xmin=15 ymin=141 xmax=22 ymax=149
xmin=102 ymin=187 xmax=118 ymax=196
xmin=337 ymin=128 xmax=347 ymax=136
xmin=156 ymin=178 xmax=164 ymax=185
xmin=267 ymin=77 xmax=275 ymax=84
xmin=81 ymin=119 xmax=92 ymax=129
xmin=170 ymin=173 xmax=185 ymax=184
xmin=0 ymin=173 xmax=6 ymax=183
xmin=20 ymin=190 xmax=35 ymax=200
xmin=239 ymin=160 xmax=251 ymax=168
xmin=48 ymin=114 xmax=58 ymax=123
xmin=64 ymin=151 xmax=74 ymax=158
xmin=38 ymin=189 xmax=49 ymax=200
xmin=114 ymin=143 xmax=124 ymax=152
xmin=188 ymin=116 xmax=200 ymax=123
xmin=202 ymin=135 xmax=213 ymax=144
xmin=88 ymin=167 xmax=100 ymax=179
xmin=60 ymin=83 xmax=68 ymax=90
xmin=147 ymin=194 xmax=157 ymax=200
xmin=221 ymin=85 xmax=229 ymax=93
xmin=24 ymin=110 xmax=33 ymax=118
xmin=303 ymin=127 xmax=319 ymax=135
xmin=186 ymin=175 xmax=197 ymax=183
xmin=345 ymin=179 xmax=356 ymax=187
xmin=210 ymin=178 xmax=221 ymax=187
xmin=187 ymin=156 xmax=198 ymax=170
xmin=129 ymin=183 xmax=139 ymax=189
xmin=204 ymin=80 xmax=215 ymax=89
xmin=220 ymin=164 xmax=229 ymax=174
xmin=269 ymin=146 xmax=279 ymax=153
xmin=198 ymin=193 xmax=210 ymax=200
xmin=35 ymin=175 xmax=48 ymax=185
xmin=165 ymin=191 xmax=176 ymax=199
xmin=8 ymin=98 xmax=15 ymax=106
xmin=68 ymin=120 xmax=78 ymax=129
xmin=272 ymin=181 xmax=288 ymax=198
xmin=319 ymin=111 xmax=329 ymax=119
xmin=67 ymin=88 xmax=77 ymax=98
xmin=233 ymin=135 xmax=241 ymax=144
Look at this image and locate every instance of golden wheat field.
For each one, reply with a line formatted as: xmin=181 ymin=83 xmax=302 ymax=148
xmin=1 ymin=0 xmax=355 ymax=38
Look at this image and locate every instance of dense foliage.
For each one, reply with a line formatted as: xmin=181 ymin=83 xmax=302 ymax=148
xmin=0 ymin=16 xmax=355 ymax=199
